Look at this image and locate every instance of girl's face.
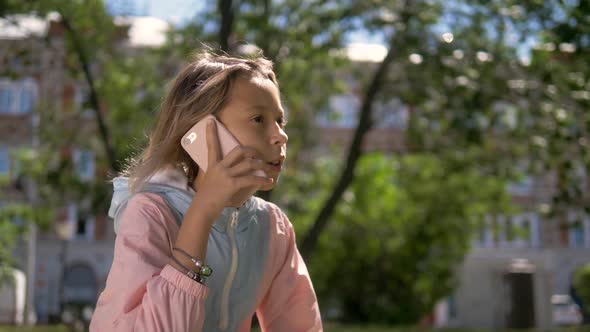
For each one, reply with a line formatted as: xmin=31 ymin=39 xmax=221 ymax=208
xmin=217 ymin=75 xmax=288 ymax=190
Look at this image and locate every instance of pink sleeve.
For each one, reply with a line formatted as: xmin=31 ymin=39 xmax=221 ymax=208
xmin=89 ymin=194 xmax=208 ymax=332
xmin=256 ymin=206 xmax=323 ymax=332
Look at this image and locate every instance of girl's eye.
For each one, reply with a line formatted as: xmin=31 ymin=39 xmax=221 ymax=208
xmin=251 ymin=115 xmax=288 ymax=127
xmin=252 ymin=116 xmax=264 ymax=124
xmin=277 ymin=117 xmax=288 ymax=127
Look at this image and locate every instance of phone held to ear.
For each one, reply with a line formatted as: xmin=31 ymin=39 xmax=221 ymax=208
xmin=180 ymin=114 xmax=266 ymax=177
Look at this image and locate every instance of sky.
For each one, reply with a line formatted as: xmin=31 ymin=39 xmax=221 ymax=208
xmin=104 ymin=0 xmax=533 ymax=59
xmin=104 ymin=0 xmax=386 ymax=45
xmin=105 ymin=0 xmax=203 ymax=26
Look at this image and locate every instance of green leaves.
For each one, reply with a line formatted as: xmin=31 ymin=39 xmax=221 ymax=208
xmin=574 ymin=264 xmax=590 ymax=316
xmin=0 ymin=0 xmax=136 ymax=275
xmin=280 ymin=152 xmax=513 ymax=323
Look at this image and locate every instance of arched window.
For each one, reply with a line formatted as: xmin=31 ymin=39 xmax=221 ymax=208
xmin=62 ymin=263 xmax=97 ymax=304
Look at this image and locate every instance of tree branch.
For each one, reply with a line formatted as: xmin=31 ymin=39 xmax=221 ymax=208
xmin=218 ymin=0 xmax=235 ymax=52
xmin=299 ymin=2 xmax=414 ymax=261
xmin=59 ymin=12 xmax=119 ymax=174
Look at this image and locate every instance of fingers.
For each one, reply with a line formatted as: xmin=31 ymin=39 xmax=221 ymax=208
xmin=206 ymin=119 xmax=222 ymax=166
xmin=220 ymin=145 xmax=261 ymax=168
xmin=227 ymin=158 xmax=273 ymax=177
xmin=234 ymin=175 xmax=273 ymax=189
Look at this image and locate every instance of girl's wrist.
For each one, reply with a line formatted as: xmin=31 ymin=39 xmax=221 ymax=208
xmin=189 ymin=193 xmax=224 ymax=225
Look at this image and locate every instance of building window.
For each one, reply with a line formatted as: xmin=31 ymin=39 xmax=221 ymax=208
xmin=507 ymin=176 xmax=533 ymax=196
xmin=64 ymin=203 xmax=95 ymax=241
xmin=493 ymin=215 xmax=535 ymax=248
xmin=447 ymin=295 xmax=457 ymax=319
xmin=521 ymin=219 xmax=530 ymax=246
xmin=493 ymin=216 xmax=506 ymax=246
xmin=529 ymin=214 xmax=541 ymax=248
xmin=74 ymin=215 xmax=95 ymax=241
xmin=374 ymin=99 xmax=409 ymax=129
xmin=76 ymin=215 xmax=86 ymax=236
xmin=19 ymin=87 xmax=34 ymax=113
xmin=0 ymin=84 xmax=13 ymax=113
xmin=503 ymin=214 xmax=532 ymax=248
xmin=570 ymin=219 xmax=585 ymax=248
xmin=0 ymin=78 xmax=37 ymax=114
xmin=477 ymin=219 xmax=486 ymax=246
xmin=0 ymin=148 xmax=9 ymax=175
xmin=473 ymin=216 xmax=495 ymax=248
xmin=85 ymin=216 xmax=95 ymax=241
xmin=317 ymin=94 xmax=360 ymax=128
xmin=18 ymin=79 xmax=37 ymax=114
xmin=506 ymin=218 xmax=515 ymax=242
xmin=73 ymin=149 xmax=95 ymax=181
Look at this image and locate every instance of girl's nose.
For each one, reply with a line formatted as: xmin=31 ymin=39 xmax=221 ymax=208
xmin=271 ymin=126 xmax=288 ymax=145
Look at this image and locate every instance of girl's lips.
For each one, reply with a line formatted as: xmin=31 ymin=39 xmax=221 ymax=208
xmin=267 ymin=160 xmax=283 ymax=172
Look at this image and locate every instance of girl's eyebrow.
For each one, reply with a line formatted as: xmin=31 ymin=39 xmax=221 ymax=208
xmin=247 ymin=105 xmax=285 ymax=117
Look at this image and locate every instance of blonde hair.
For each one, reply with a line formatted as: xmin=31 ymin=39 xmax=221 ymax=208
xmin=122 ymin=50 xmax=278 ymax=192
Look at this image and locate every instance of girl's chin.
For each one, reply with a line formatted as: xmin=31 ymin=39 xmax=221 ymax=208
xmin=259 ymin=176 xmax=279 ymax=191
xmin=259 ymin=182 xmax=276 ymax=192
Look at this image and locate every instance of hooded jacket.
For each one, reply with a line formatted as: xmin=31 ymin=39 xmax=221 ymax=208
xmin=89 ymin=167 xmax=322 ymax=331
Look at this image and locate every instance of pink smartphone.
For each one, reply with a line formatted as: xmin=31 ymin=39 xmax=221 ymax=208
xmin=180 ymin=114 xmax=265 ymax=176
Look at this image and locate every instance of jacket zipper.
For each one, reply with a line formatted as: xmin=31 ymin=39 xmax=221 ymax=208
xmin=219 ymin=209 xmax=239 ymax=330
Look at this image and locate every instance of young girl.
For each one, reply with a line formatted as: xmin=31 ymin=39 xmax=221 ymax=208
xmin=89 ymin=51 xmax=322 ymax=331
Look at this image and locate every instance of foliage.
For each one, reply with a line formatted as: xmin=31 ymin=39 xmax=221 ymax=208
xmin=1 ymin=0 xmax=589 ymax=325
xmin=277 ymin=152 xmax=513 ymax=323
xmin=163 ymin=0 xmax=356 ymax=169
xmin=0 ymin=202 xmax=30 ymax=280
xmin=402 ymin=0 xmax=590 ymax=222
xmin=574 ymin=263 xmax=590 ymax=316
xmin=0 ymin=0 xmax=164 ymax=279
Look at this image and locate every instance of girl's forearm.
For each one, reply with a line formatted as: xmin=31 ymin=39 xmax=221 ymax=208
xmin=169 ymin=194 xmax=222 ymax=272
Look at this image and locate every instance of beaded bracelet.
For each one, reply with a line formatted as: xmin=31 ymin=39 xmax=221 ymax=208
xmin=170 ymin=254 xmax=206 ymax=284
xmin=172 ymin=247 xmax=213 ymax=277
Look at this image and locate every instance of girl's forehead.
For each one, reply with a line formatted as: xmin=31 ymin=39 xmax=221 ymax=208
xmin=230 ymin=76 xmax=281 ymax=106
xmin=245 ymin=75 xmax=279 ymax=93
xmin=217 ymin=75 xmax=283 ymax=119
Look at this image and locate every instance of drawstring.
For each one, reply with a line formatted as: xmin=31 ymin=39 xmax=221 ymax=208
xmin=219 ymin=208 xmax=240 ymax=330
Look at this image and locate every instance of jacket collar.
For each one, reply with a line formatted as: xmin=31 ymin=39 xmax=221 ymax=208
xmin=140 ymin=166 xmax=260 ymax=233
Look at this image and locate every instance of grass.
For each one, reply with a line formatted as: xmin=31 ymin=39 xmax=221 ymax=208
xmin=0 ymin=326 xmax=68 ymax=332
xmin=323 ymin=326 xmax=590 ymax=332
xmin=323 ymin=327 xmax=590 ymax=332
xmin=1 ymin=325 xmax=589 ymax=332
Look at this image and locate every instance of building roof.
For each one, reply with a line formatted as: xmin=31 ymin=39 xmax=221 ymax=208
xmin=0 ymin=13 xmax=169 ymax=48
xmin=344 ymin=43 xmax=387 ymax=63
xmin=113 ymin=16 xmax=169 ymax=47
xmin=0 ymin=13 xmax=55 ymax=39
xmin=1 ymin=13 xmax=385 ymax=60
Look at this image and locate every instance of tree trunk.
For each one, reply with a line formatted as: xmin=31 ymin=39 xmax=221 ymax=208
xmin=218 ymin=0 xmax=235 ymax=52
xmin=299 ymin=1 xmax=414 ymax=261
xmin=59 ymin=13 xmax=119 ymax=174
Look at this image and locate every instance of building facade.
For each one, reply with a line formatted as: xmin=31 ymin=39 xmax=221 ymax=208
xmin=0 ymin=13 xmax=166 ymax=323
xmin=315 ymin=50 xmax=590 ymax=328
xmin=1 ymin=12 xmax=588 ymax=328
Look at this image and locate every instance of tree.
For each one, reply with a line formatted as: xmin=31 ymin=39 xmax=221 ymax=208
xmin=165 ymin=0 xmax=359 ymax=203
xmin=524 ymin=0 xmax=590 ymax=230
xmin=574 ymin=264 xmax=590 ymax=320
xmin=0 ymin=0 xmax=166 ymax=279
xmin=281 ymin=152 xmax=512 ymax=323
xmin=402 ymin=0 xmax=590 ymax=238
xmin=3 ymin=0 xmax=588 ymax=324
xmin=1 ymin=0 xmax=121 ymax=173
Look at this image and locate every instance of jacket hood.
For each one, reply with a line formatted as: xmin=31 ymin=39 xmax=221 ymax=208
xmin=108 ymin=167 xmax=259 ymax=234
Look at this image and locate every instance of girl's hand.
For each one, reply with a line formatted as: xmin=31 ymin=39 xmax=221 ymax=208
xmin=194 ymin=119 xmax=274 ymax=217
